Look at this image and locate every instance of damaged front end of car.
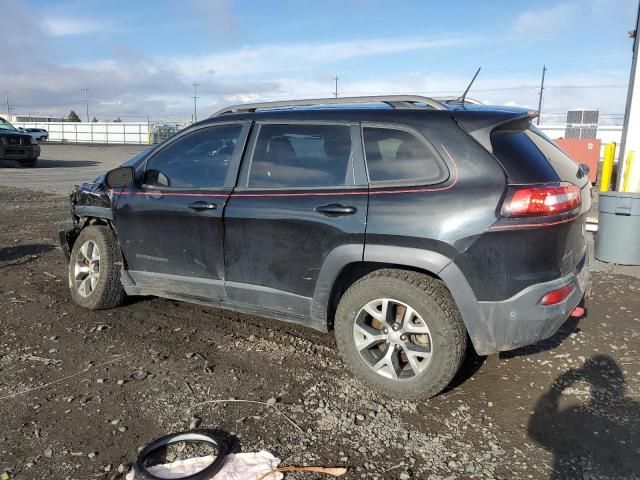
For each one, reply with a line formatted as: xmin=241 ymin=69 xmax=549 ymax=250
xmin=59 ymin=175 xmax=114 ymax=260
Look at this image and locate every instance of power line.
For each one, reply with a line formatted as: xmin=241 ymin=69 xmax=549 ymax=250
xmin=339 ymin=84 xmax=627 ymax=96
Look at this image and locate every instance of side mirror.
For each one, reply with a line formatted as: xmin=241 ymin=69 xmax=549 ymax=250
xmin=105 ymin=166 xmax=135 ymax=188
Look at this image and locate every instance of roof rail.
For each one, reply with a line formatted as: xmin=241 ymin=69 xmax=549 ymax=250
xmin=211 ymin=95 xmax=448 ymax=117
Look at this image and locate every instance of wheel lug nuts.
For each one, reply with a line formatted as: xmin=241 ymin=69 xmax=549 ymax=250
xmin=392 ymin=324 xmax=399 ymax=331
xmin=401 ymin=335 xmax=407 ymax=341
xmin=383 ymin=328 xmax=388 ymax=334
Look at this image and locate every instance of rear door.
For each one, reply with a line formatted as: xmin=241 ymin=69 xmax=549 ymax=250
xmin=114 ymin=122 xmax=250 ymax=300
xmin=223 ymin=121 xmax=367 ymax=319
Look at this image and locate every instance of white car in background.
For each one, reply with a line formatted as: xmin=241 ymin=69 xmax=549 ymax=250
xmin=20 ymin=128 xmax=48 ymax=142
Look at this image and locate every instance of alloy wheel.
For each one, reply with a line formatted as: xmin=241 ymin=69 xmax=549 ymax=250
xmin=353 ymin=298 xmax=433 ymax=380
xmin=73 ymin=240 xmax=100 ymax=297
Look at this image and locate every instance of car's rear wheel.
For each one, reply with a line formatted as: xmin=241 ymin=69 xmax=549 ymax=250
xmin=334 ymin=269 xmax=466 ymax=399
xmin=68 ymin=225 xmax=126 ymax=310
xmin=39 ymin=136 xmax=47 ymax=142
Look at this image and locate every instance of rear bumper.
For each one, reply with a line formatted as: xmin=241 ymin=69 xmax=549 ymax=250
xmin=439 ymin=252 xmax=589 ymax=356
xmin=476 ymin=262 xmax=588 ymax=352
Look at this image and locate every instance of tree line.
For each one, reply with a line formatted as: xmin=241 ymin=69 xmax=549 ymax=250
xmin=67 ymin=110 xmax=122 ymax=122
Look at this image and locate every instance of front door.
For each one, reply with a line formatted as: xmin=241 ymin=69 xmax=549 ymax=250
xmin=223 ymin=122 xmax=368 ymax=319
xmin=114 ymin=122 xmax=250 ymax=300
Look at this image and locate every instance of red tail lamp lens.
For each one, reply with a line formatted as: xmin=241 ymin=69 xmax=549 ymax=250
xmin=539 ymin=284 xmax=574 ymax=306
xmin=503 ymin=183 xmax=581 ymax=217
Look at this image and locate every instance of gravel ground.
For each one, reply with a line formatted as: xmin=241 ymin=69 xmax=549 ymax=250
xmin=0 ymin=150 xmax=639 ymax=479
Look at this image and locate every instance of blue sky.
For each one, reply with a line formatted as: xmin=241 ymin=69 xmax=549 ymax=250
xmin=2 ymin=0 xmax=638 ymax=121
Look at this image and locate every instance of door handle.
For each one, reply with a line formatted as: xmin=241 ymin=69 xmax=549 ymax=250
xmin=314 ymin=204 xmax=357 ymax=216
xmin=187 ymin=200 xmax=217 ymax=211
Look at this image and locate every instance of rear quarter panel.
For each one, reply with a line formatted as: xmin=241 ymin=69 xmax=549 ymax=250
xmin=364 ymin=113 xmax=506 ymax=262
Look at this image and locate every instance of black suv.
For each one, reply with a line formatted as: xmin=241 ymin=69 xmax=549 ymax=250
xmin=0 ymin=117 xmax=41 ymax=167
xmin=61 ymin=96 xmax=590 ymax=398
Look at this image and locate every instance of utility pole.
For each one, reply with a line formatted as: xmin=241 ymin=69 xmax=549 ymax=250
xmin=192 ymin=83 xmax=199 ymax=123
xmin=333 ymin=76 xmax=339 ymax=98
xmin=81 ymin=88 xmax=90 ymax=122
xmin=4 ymin=90 xmax=10 ymax=120
xmin=536 ymin=65 xmax=547 ymax=125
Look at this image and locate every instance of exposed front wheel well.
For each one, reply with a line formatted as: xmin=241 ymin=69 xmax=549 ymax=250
xmin=327 ymin=261 xmax=443 ymax=330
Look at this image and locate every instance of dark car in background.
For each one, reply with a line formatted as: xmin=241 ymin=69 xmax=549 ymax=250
xmin=60 ymin=95 xmax=590 ymax=398
xmin=0 ymin=117 xmax=41 ymax=167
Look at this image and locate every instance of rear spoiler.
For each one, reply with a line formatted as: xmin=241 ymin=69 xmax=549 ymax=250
xmin=450 ymin=108 xmax=539 ymax=153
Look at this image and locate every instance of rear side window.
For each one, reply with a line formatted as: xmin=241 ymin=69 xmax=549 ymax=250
xmin=363 ymin=127 xmax=446 ymax=183
xmin=248 ymin=124 xmax=351 ymax=188
xmin=144 ymin=124 xmax=242 ymax=189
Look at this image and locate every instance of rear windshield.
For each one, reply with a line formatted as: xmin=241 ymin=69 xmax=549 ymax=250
xmin=491 ymin=124 xmax=584 ymax=186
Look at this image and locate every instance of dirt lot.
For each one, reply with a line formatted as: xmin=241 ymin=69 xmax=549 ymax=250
xmin=1 ymin=147 xmax=639 ymax=480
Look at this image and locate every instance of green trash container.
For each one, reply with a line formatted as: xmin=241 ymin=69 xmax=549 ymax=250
xmin=595 ymin=192 xmax=640 ymax=265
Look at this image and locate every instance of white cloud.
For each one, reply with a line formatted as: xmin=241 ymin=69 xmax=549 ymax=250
xmin=170 ymin=37 xmax=469 ymax=78
xmin=509 ymin=3 xmax=576 ymax=38
xmin=43 ymin=16 xmax=107 ymax=36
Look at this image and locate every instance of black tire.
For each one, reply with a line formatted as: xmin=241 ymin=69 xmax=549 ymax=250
xmin=39 ymin=136 xmax=47 ymax=142
xmin=20 ymin=157 xmax=37 ymax=168
xmin=68 ymin=225 xmax=126 ymax=310
xmin=334 ymin=269 xmax=466 ymax=399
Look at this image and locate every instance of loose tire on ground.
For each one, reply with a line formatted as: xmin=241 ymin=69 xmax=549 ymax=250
xmin=334 ymin=268 xmax=467 ymax=399
xmin=68 ymin=225 xmax=126 ymax=310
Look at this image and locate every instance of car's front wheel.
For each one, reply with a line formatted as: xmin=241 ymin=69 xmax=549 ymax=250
xmin=334 ymin=269 xmax=466 ymax=399
xmin=68 ymin=225 xmax=126 ymax=310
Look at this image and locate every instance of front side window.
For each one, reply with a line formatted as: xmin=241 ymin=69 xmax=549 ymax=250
xmin=144 ymin=124 xmax=242 ymax=189
xmin=248 ymin=124 xmax=352 ymax=188
xmin=363 ymin=127 xmax=446 ymax=184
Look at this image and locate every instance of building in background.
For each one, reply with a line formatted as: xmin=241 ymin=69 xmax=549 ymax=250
xmin=2 ymin=113 xmax=65 ymax=123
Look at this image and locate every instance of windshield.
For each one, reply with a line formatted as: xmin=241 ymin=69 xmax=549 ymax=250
xmin=0 ymin=117 xmax=17 ymax=131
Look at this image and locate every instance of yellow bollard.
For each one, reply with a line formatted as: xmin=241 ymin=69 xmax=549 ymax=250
xmin=600 ymin=143 xmax=616 ymax=192
xmin=622 ymin=151 xmax=636 ymax=192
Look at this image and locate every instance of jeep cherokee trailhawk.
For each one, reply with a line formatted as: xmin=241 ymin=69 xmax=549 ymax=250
xmin=60 ymin=96 xmax=590 ymax=398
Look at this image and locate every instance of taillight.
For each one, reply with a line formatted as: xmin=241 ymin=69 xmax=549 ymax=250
xmin=502 ymin=183 xmax=581 ymax=217
xmin=539 ymin=284 xmax=574 ymax=305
